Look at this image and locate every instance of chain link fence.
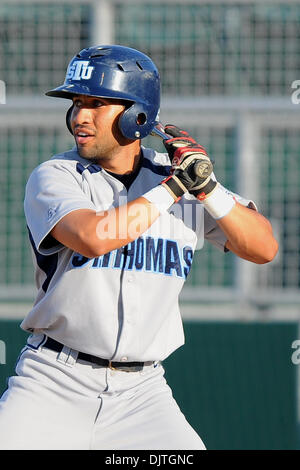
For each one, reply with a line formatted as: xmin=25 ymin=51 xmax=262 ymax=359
xmin=0 ymin=0 xmax=299 ymax=317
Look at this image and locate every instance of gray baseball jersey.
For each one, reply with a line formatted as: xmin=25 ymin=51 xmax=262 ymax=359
xmin=22 ymin=146 xmax=254 ymax=362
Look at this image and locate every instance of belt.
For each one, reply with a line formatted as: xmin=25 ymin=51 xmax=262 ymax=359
xmin=43 ymin=337 xmax=152 ymax=370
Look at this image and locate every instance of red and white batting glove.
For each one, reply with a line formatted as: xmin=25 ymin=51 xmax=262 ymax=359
xmin=162 ymin=125 xmax=236 ymax=219
xmin=144 ymin=125 xmax=236 ymax=219
xmin=161 ymin=125 xmax=216 ymax=201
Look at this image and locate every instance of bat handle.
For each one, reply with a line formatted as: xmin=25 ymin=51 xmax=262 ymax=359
xmin=150 ymin=122 xmax=171 ymax=141
xmin=150 ymin=123 xmax=213 ymax=179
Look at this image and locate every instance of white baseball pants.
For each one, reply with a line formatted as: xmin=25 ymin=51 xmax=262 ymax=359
xmin=0 ymin=334 xmax=206 ymax=450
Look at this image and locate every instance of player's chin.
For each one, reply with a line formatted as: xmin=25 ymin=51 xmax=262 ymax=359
xmin=76 ymin=144 xmax=98 ymax=161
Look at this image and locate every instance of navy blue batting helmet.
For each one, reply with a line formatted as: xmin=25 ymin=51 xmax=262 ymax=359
xmin=46 ymin=45 xmax=161 ymax=140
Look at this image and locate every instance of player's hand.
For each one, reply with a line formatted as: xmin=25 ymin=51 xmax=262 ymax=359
xmin=161 ymin=125 xmax=216 ymax=201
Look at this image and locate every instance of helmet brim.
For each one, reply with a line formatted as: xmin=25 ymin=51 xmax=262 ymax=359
xmin=45 ymin=84 xmax=139 ymax=104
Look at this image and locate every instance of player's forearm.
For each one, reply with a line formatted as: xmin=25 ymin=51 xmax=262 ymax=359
xmin=218 ymin=202 xmax=278 ymax=264
xmin=51 ymin=198 xmax=160 ymax=258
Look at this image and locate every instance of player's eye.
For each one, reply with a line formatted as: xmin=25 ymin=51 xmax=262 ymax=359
xmin=72 ymin=98 xmax=105 ymax=109
xmin=92 ymin=99 xmax=105 ymax=108
xmin=73 ymin=99 xmax=105 ymax=108
xmin=73 ymin=99 xmax=83 ymax=108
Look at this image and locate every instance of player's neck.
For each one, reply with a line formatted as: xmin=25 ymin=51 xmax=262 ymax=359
xmin=100 ymin=142 xmax=142 ymax=175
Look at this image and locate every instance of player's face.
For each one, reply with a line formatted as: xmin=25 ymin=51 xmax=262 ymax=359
xmin=70 ymin=95 xmax=128 ymax=162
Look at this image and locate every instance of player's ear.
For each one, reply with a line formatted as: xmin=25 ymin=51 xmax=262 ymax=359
xmin=66 ymin=104 xmax=74 ymax=135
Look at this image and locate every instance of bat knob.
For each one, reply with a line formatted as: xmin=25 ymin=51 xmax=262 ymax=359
xmin=193 ymin=160 xmax=213 ymax=179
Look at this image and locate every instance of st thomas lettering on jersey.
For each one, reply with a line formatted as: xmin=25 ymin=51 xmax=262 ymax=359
xmin=71 ymin=236 xmax=194 ymax=279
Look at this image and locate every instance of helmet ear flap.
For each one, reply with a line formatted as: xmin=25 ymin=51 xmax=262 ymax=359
xmin=119 ymin=102 xmax=154 ymax=140
xmin=66 ymin=104 xmax=74 ymax=135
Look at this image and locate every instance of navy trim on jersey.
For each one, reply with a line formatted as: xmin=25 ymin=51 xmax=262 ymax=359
xmin=87 ymin=164 xmax=102 ymax=173
xmin=76 ymin=157 xmax=168 ymax=178
xmin=76 ymin=162 xmax=85 ymax=174
xmin=76 ymin=162 xmax=102 ymax=175
xmin=141 ymin=158 xmax=170 ymax=176
xmin=27 ymin=228 xmax=58 ymax=293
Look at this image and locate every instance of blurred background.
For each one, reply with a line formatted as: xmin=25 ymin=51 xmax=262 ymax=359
xmin=0 ymin=0 xmax=300 ymax=449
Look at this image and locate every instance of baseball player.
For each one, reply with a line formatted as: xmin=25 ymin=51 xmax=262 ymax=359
xmin=0 ymin=45 xmax=278 ymax=450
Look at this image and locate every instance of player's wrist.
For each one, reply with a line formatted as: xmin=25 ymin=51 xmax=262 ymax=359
xmin=143 ymin=184 xmax=176 ymax=213
xmin=191 ymin=178 xmax=217 ymax=199
xmin=160 ymin=175 xmax=187 ymax=202
xmin=196 ymin=182 xmax=236 ymax=219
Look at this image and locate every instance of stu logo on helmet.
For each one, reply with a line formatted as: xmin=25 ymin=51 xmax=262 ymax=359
xmin=66 ymin=61 xmax=94 ymax=81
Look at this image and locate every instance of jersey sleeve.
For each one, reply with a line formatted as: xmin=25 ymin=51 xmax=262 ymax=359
xmin=24 ymin=161 xmax=96 ymax=255
xmin=204 ymin=185 xmax=258 ymax=251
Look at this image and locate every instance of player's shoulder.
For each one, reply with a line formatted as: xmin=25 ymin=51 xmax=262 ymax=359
xmin=27 ymin=147 xmax=85 ymax=179
xmin=36 ymin=147 xmax=81 ymax=170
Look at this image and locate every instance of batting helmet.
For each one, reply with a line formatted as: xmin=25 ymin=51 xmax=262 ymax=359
xmin=45 ymin=45 xmax=161 ymax=140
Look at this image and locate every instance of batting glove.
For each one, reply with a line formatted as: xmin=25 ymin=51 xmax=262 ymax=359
xmin=161 ymin=125 xmax=216 ymax=201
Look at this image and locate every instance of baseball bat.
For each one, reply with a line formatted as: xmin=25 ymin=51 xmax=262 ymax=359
xmin=150 ymin=122 xmax=212 ymax=179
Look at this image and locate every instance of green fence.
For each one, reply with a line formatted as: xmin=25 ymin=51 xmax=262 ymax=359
xmin=0 ymin=319 xmax=298 ymax=450
xmin=165 ymin=321 xmax=299 ymax=450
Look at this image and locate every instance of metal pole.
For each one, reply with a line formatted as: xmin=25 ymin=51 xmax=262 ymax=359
xmin=91 ymin=0 xmax=114 ymax=46
xmin=235 ymin=112 xmax=260 ymax=309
